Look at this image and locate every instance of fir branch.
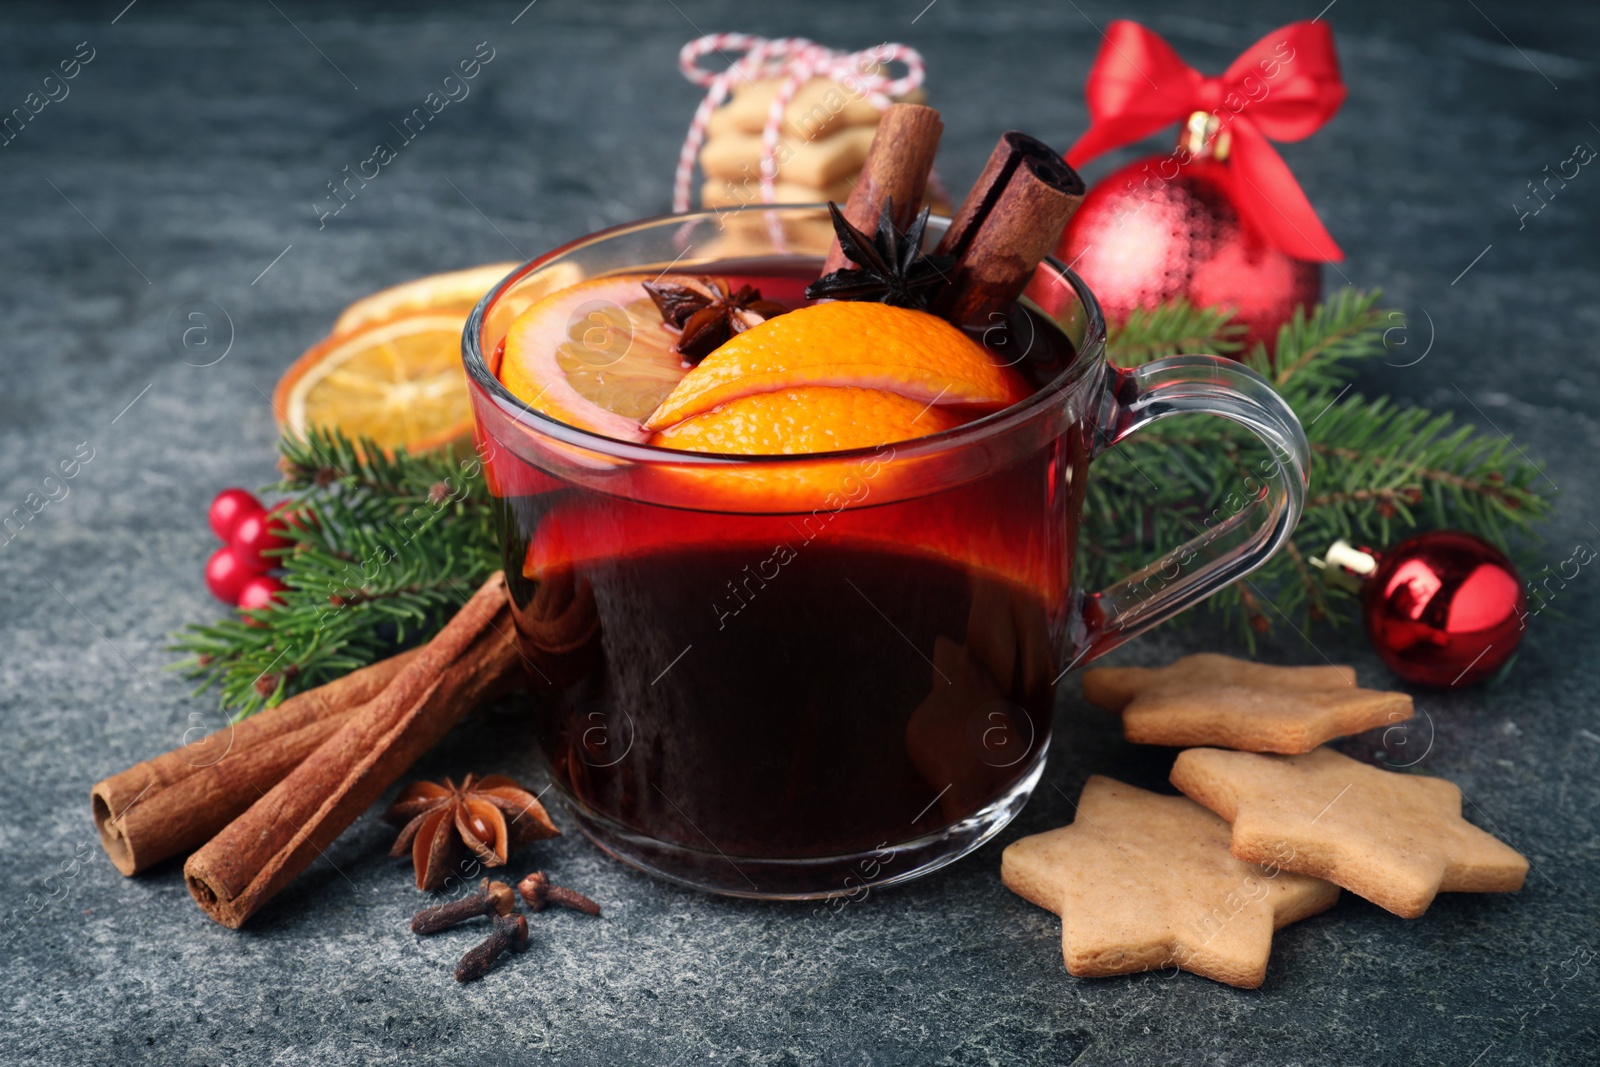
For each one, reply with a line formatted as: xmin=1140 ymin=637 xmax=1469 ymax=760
xmin=1251 ymin=289 xmax=1388 ymax=391
xmin=170 ymin=428 xmax=499 ymax=718
xmin=276 ymin=424 xmax=475 ymax=503
xmin=1092 ymin=289 xmax=1555 ymax=644
xmin=1105 ymin=300 xmax=1246 ymax=365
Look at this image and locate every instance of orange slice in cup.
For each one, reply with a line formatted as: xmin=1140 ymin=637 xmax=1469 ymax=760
xmin=493 ymin=280 xmax=1033 ymax=511
xmin=274 ymin=312 xmax=474 ymax=454
xmin=643 ymin=302 xmax=1029 ymax=432
xmin=650 ymin=385 xmax=967 ymax=455
xmin=498 ymin=274 xmax=693 ymax=443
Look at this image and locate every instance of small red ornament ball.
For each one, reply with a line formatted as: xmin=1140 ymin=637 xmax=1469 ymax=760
xmin=1056 ymin=157 xmax=1321 ymax=354
xmin=204 ymin=547 xmax=259 ymax=605
xmin=237 ymin=574 xmax=287 ymax=614
xmin=208 ymin=488 xmax=264 ymax=542
xmin=1362 ymin=531 xmax=1526 ymax=688
xmin=231 ymin=506 xmax=292 ymax=571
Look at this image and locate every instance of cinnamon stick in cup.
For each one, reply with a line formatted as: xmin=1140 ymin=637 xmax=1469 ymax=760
xmin=92 ymin=649 xmax=425 ymax=876
xmin=185 ymin=573 xmax=517 ymax=928
xmin=820 ymin=103 xmax=944 ymax=273
xmin=932 ymin=131 xmax=1085 ymax=329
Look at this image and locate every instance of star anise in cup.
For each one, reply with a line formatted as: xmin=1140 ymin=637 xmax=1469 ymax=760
xmin=641 ymin=276 xmax=788 ymax=363
xmin=385 ymin=774 xmax=560 ymax=891
xmin=804 ymin=199 xmax=955 ymax=310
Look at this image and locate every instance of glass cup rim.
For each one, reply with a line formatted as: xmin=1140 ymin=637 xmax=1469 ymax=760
xmin=462 ymin=204 xmax=1108 ymax=469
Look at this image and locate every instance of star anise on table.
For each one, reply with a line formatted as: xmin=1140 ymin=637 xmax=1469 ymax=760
xmin=384 ymin=774 xmax=560 ymax=891
xmin=640 ymin=276 xmax=788 ymax=363
xmin=804 ymin=199 xmax=956 ymax=310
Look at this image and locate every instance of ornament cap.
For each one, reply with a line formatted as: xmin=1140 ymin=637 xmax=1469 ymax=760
xmin=1180 ymin=111 xmax=1231 ymax=163
xmin=1321 ymin=539 xmax=1379 ymax=576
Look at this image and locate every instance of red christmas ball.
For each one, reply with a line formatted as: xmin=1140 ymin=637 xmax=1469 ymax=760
xmin=231 ymin=506 xmax=292 ymax=571
xmin=1361 ymin=531 xmax=1526 ymax=688
xmin=204 ymin=546 xmax=259 ymax=604
xmin=237 ymin=574 xmax=287 ymax=615
xmin=208 ymin=488 xmax=264 ymax=542
xmin=1056 ymin=157 xmax=1321 ymax=354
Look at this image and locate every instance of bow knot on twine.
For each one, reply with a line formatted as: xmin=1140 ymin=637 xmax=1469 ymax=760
xmin=672 ymin=34 xmax=928 ymax=214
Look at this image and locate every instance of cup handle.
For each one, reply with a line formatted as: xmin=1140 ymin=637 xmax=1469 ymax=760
xmin=1069 ymin=354 xmax=1310 ymax=669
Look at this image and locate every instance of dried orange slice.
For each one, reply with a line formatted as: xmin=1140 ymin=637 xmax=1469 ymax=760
xmin=643 ymin=302 xmax=1028 ymax=431
xmin=498 ymin=274 xmax=692 ymax=443
xmin=273 ymin=312 xmax=473 ymax=454
xmin=332 ymin=262 xmax=520 ymax=335
xmin=651 ymin=386 xmax=967 ymax=454
xmin=286 ymin=262 xmax=584 ymax=452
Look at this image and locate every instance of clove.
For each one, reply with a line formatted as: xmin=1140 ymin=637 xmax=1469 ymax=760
xmin=454 ymin=912 xmax=529 ymax=982
xmin=517 ymin=871 xmax=602 ymax=916
xmin=410 ymin=878 xmax=515 ymax=935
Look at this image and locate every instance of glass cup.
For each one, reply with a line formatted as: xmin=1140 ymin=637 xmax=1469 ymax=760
xmin=463 ymin=206 xmax=1308 ymax=900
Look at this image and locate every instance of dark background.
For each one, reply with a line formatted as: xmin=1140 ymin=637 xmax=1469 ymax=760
xmin=2 ymin=1 xmax=1597 ymax=1063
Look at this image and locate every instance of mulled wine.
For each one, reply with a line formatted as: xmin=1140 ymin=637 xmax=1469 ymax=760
xmin=479 ymin=254 xmax=1082 ymax=894
xmin=463 ymin=203 xmax=1310 ymax=898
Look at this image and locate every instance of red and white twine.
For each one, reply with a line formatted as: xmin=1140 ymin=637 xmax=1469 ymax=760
xmin=672 ymin=34 xmax=928 ymax=214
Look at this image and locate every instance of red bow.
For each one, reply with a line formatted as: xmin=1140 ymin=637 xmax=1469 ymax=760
xmin=1066 ymin=20 xmax=1346 ymax=261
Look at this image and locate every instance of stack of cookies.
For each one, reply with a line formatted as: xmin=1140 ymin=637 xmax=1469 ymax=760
xmin=696 ymin=76 xmax=928 ymax=211
xmin=1002 ymin=654 xmax=1529 ymax=989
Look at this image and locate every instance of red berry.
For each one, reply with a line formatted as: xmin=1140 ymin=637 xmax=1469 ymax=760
xmin=204 ymin=547 xmax=257 ymax=604
xmin=231 ymin=506 xmax=292 ymax=571
xmin=237 ymin=574 xmax=287 ymax=614
xmin=209 ymin=488 xmax=264 ymax=542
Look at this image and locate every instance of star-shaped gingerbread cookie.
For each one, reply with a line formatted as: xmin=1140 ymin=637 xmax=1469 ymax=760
xmin=1001 ymin=776 xmax=1339 ymax=988
xmin=1170 ymin=747 xmax=1529 ymax=918
xmin=1082 ymin=653 xmax=1412 ymax=754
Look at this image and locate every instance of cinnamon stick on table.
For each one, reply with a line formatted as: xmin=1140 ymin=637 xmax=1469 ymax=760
xmin=933 ymin=131 xmax=1085 ymax=329
xmin=185 ymin=573 xmax=517 ymax=928
xmin=820 ymin=103 xmax=944 ymax=274
xmin=92 ymin=648 xmax=426 ymax=876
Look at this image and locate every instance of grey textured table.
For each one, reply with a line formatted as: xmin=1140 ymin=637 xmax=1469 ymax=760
xmin=3 ymin=1 xmax=1597 ymax=1063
